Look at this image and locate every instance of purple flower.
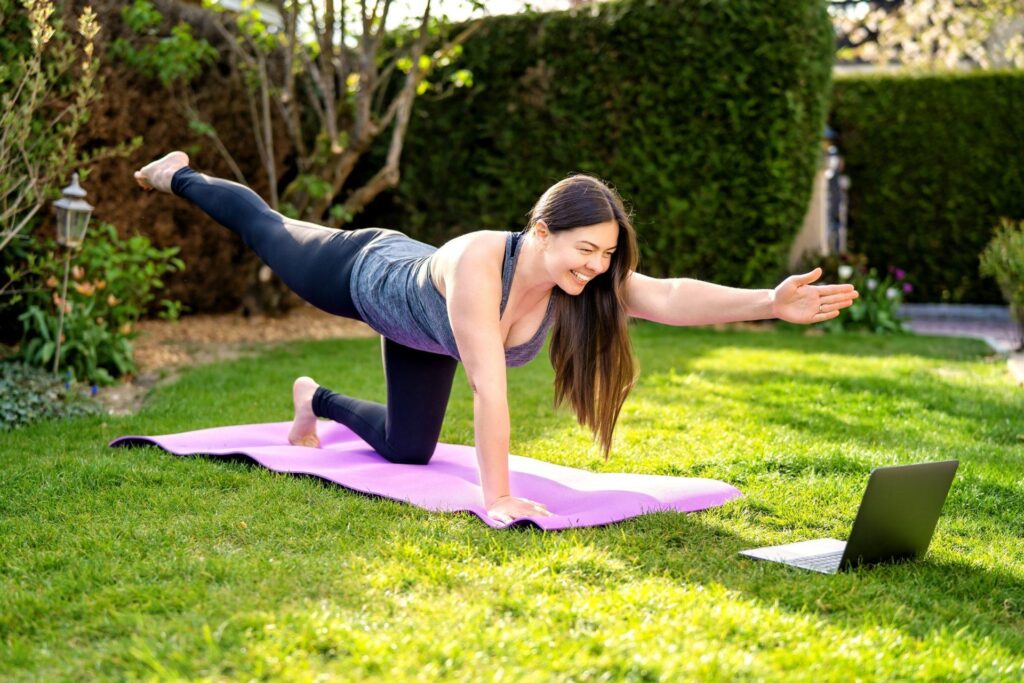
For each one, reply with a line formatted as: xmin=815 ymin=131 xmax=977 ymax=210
xmin=894 ymin=268 xmax=906 ymax=281
xmin=902 ymin=283 xmax=913 ymax=293
xmin=90 ymin=385 xmax=98 ymax=396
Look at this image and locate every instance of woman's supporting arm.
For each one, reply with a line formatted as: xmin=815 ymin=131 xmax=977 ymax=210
xmin=625 ymin=269 xmax=858 ymax=326
xmin=444 ymin=237 xmax=553 ymax=523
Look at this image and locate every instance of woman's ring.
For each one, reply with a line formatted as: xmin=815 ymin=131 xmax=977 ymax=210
xmin=818 ymin=304 xmax=824 ymax=313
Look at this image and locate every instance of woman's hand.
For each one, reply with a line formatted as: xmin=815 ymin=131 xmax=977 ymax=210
xmin=772 ymin=267 xmax=859 ymax=324
xmin=486 ymin=495 xmax=554 ymax=525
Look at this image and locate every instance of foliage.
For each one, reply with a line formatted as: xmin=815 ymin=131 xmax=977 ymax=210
xmin=110 ymin=0 xmax=485 ymax=314
xmin=830 ymin=70 xmax=1024 ymax=303
xmin=0 ymin=360 xmax=101 ymax=431
xmin=2 ymin=328 xmax=1022 ymax=678
xmin=0 ymin=0 xmax=137 ymax=256
xmin=825 ymin=253 xmax=911 ymax=333
xmin=831 ymin=0 xmax=1024 ymax=69
xmin=110 ymin=0 xmax=218 ymax=86
xmin=358 ymin=0 xmax=835 ymax=288
xmin=0 ymin=0 xmax=98 ymax=253
xmin=5 ymin=223 xmax=185 ymax=386
xmin=980 ymin=217 xmax=1024 ymax=340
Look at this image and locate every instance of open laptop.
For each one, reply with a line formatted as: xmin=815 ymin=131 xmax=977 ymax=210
xmin=739 ymin=460 xmax=959 ymax=574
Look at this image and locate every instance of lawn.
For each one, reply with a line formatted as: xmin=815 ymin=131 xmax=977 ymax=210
xmin=1 ymin=323 xmax=1022 ymax=680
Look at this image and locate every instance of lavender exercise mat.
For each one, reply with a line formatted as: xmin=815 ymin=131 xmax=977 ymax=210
xmin=110 ymin=421 xmax=742 ymax=529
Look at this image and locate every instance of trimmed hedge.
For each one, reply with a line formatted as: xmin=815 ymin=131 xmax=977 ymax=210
xmin=357 ymin=0 xmax=834 ymax=287
xmin=831 ymin=71 xmax=1024 ymax=303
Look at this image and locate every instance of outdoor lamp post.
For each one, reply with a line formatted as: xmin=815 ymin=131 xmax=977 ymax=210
xmin=51 ymin=173 xmax=94 ymax=374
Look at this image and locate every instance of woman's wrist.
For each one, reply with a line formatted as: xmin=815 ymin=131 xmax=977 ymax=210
xmin=485 ymin=493 xmax=511 ymax=507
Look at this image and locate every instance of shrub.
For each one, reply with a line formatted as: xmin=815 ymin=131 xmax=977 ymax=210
xmin=356 ymin=0 xmax=834 ymax=289
xmin=0 ymin=0 xmax=101 ymax=254
xmin=5 ymin=222 xmax=185 ymax=385
xmin=830 ymin=71 xmax=1024 ymax=303
xmin=796 ymin=251 xmax=911 ymax=334
xmin=0 ymin=360 xmax=101 ymax=431
xmin=979 ymin=218 xmax=1024 ymax=344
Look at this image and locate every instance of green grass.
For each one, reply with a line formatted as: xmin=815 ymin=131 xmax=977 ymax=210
xmin=2 ymin=323 xmax=1022 ymax=681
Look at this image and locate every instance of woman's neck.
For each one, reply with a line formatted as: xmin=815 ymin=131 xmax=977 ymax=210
xmin=514 ymin=230 xmax=557 ymax=303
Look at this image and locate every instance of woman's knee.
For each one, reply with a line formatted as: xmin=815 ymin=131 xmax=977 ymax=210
xmin=382 ymin=440 xmax=436 ymax=466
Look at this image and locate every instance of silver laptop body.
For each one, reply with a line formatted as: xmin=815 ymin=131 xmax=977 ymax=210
xmin=739 ymin=460 xmax=959 ymax=574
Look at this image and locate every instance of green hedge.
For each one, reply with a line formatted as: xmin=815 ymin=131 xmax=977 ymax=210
xmin=358 ymin=0 xmax=834 ymax=287
xmin=830 ymin=71 xmax=1024 ymax=303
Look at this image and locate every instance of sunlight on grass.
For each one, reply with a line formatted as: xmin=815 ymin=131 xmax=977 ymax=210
xmin=1 ymin=324 xmax=1022 ymax=680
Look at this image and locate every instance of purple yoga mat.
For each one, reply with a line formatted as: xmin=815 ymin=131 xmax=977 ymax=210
xmin=110 ymin=421 xmax=742 ymax=529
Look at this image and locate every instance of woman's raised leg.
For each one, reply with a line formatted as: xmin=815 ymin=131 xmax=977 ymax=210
xmin=136 ymin=152 xmax=379 ymax=319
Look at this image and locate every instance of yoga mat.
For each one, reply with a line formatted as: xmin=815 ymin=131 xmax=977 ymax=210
xmin=110 ymin=421 xmax=742 ymax=530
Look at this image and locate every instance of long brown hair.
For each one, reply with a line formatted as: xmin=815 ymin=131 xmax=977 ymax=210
xmin=527 ymin=175 xmax=640 ymax=458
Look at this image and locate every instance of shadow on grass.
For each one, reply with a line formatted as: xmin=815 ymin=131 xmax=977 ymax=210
xmin=112 ymin=330 xmax=1022 ymax=636
xmin=493 ymin=503 xmax=1024 ymax=661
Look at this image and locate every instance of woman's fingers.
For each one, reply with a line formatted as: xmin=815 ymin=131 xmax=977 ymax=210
xmin=818 ymin=291 xmax=860 ymax=305
xmin=523 ymin=500 xmax=554 ymax=517
xmin=797 ymin=268 xmax=823 ymax=284
xmin=817 ymin=299 xmax=855 ymax=314
xmin=811 ymin=284 xmax=857 ymax=297
xmin=489 ymin=498 xmax=555 ymax=524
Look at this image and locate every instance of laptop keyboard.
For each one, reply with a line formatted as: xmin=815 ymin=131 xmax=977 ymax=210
xmin=787 ymin=551 xmax=845 ymax=573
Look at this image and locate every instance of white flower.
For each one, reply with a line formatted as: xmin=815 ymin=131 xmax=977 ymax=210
xmin=886 ymin=287 xmax=898 ymax=300
xmin=866 ymin=278 xmax=878 ymax=290
xmin=838 ymin=265 xmax=854 ymax=280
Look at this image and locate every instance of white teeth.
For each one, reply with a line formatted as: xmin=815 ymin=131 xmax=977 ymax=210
xmin=571 ymin=270 xmax=591 ymax=283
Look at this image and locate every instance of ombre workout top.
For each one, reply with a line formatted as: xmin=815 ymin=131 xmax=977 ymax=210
xmin=349 ymin=230 xmax=555 ymax=367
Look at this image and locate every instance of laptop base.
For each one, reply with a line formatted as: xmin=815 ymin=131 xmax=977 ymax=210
xmin=739 ymin=539 xmax=847 ymax=574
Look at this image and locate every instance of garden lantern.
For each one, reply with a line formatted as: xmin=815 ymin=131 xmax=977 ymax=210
xmin=51 ymin=173 xmax=94 ymax=374
xmin=53 ymin=173 xmax=94 ymax=248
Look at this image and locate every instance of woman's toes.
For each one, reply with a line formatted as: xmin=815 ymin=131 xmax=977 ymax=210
xmin=133 ymin=171 xmax=153 ymax=191
xmin=135 ymin=151 xmax=190 ymax=193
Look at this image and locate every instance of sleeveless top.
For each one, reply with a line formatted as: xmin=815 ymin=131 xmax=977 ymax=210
xmin=349 ymin=230 xmax=556 ymax=367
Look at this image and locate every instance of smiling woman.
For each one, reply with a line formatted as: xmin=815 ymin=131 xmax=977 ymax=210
xmin=134 ymin=151 xmax=858 ymax=525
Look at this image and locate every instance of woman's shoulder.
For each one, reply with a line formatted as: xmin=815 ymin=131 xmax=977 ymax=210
xmin=436 ymin=229 xmax=509 ymax=265
xmin=430 ymin=230 xmax=510 ymax=297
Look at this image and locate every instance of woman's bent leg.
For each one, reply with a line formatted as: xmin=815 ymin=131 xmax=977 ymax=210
xmin=171 ymin=167 xmax=377 ymax=319
xmin=311 ymin=337 xmax=457 ymax=464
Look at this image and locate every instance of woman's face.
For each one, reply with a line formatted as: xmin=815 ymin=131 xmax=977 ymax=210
xmin=536 ymin=219 xmax=619 ymax=295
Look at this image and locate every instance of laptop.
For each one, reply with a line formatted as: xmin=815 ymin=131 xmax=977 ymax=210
xmin=739 ymin=460 xmax=959 ymax=574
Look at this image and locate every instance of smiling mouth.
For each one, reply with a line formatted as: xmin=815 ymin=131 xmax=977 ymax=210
xmin=571 ymin=270 xmax=592 ymax=284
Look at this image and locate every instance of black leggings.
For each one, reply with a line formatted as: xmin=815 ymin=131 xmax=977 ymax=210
xmin=172 ymin=168 xmax=457 ymax=464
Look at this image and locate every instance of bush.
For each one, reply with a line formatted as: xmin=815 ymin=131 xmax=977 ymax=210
xmin=356 ymin=0 xmax=834 ymax=288
xmin=830 ymin=71 xmax=1024 ymax=303
xmin=4 ymin=222 xmax=185 ymax=385
xmin=0 ymin=361 xmax=101 ymax=431
xmin=794 ymin=252 xmax=912 ymax=334
xmin=979 ymin=218 xmax=1024 ymax=343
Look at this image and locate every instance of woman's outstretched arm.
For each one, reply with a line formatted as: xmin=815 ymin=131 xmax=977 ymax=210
xmin=625 ymin=268 xmax=859 ymax=326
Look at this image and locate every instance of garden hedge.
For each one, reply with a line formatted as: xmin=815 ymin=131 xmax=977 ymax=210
xmin=356 ymin=0 xmax=834 ymax=287
xmin=830 ymin=71 xmax=1024 ymax=303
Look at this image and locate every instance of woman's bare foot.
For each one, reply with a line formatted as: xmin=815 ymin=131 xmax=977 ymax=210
xmin=288 ymin=376 xmax=321 ymax=448
xmin=134 ymin=151 xmax=189 ymax=193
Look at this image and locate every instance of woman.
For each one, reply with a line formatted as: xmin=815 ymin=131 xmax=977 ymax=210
xmin=135 ymin=152 xmax=859 ymax=525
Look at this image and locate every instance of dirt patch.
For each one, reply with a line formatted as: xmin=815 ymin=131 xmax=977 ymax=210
xmin=97 ymin=305 xmax=377 ymax=416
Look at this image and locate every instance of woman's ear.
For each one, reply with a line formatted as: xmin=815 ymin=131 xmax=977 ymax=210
xmin=534 ymin=220 xmax=551 ymax=248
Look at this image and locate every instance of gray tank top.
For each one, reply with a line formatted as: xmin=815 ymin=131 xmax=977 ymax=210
xmin=349 ymin=230 xmax=555 ymax=367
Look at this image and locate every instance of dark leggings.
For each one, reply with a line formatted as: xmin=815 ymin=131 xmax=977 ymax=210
xmin=172 ymin=168 xmax=457 ymax=464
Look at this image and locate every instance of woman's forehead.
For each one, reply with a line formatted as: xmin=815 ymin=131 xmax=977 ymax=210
xmin=564 ymin=220 xmax=619 ymax=248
